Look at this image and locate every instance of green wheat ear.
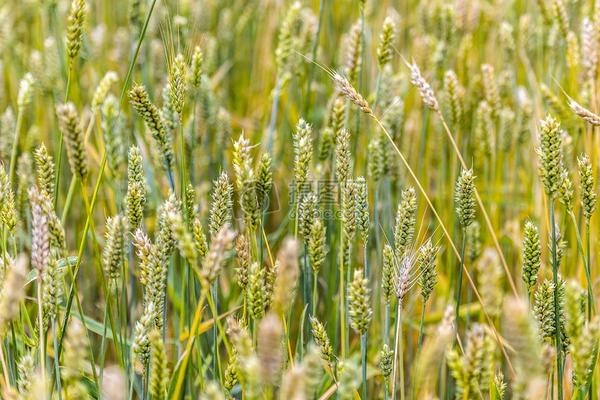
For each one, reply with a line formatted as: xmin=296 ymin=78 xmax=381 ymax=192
xmin=344 ymin=20 xmax=363 ymax=85
xmin=444 ymin=69 xmax=463 ymax=128
xmin=537 ymin=115 xmax=563 ymax=197
xmin=378 ymin=344 xmax=394 ymax=379
xmin=209 ymin=171 xmax=233 ymax=239
xmin=66 ymin=0 xmax=86 ymax=64
xmin=168 ymin=53 xmax=188 ymax=115
xmin=319 ymin=127 xmax=334 ymax=162
xmin=578 ymin=153 xmax=596 ymax=221
xmin=382 ymin=244 xmax=394 ymax=305
xmin=466 ymin=221 xmax=481 ymax=263
xmin=552 ymin=0 xmax=569 ymax=38
xmin=56 ymin=102 xmax=88 ymax=181
xmin=247 ymin=262 xmax=267 ymax=321
xmin=102 ymin=95 xmax=127 ymax=177
xmin=34 ymin=144 xmax=55 ymax=199
xmin=232 ymin=133 xmax=259 ymax=230
xmin=192 ymin=217 xmax=208 ymax=259
xmin=474 ymin=100 xmax=494 ymax=160
xmin=534 ymin=277 xmax=569 ymax=351
xmin=256 ymin=152 xmax=273 ymax=210
xmin=298 ymin=192 xmax=318 ymax=240
xmin=522 ymin=220 xmax=541 ymax=294
xmin=16 ymin=353 xmax=34 ymax=396
xmin=558 ymin=169 xmax=574 ymax=211
xmin=377 ymin=16 xmax=395 ymax=69
xmin=447 ymin=324 xmax=495 ymax=397
xmin=149 ymin=329 xmax=169 ymax=399
xmin=128 ymin=84 xmax=173 ymax=171
xmin=161 ymin=83 xmax=178 ymax=133
xmin=342 ymin=180 xmax=359 ymax=240
xmin=275 ymin=2 xmax=302 ymax=76
xmin=367 ymin=133 xmax=384 ymax=184
xmin=125 ymin=145 xmax=147 ymax=232
xmin=356 ymin=176 xmax=370 ymax=245
xmin=235 ymin=234 xmax=250 ymax=292
xmin=191 ymin=46 xmax=203 ymax=89
xmin=417 ymin=239 xmax=439 ymax=302
xmin=293 ymin=118 xmax=313 ymax=188
xmin=29 ymin=186 xmax=50 ymax=274
xmin=494 ymin=372 xmax=508 ymax=400
xmin=348 ymin=269 xmax=372 ymax=335
xmin=103 ymin=214 xmax=126 ymax=283
xmin=481 ymin=64 xmax=500 ymax=118
xmin=335 ymin=128 xmax=352 ymax=183
xmin=394 ymin=186 xmax=417 ymax=259
xmin=454 ymin=168 xmax=476 ymax=229
xmin=330 ymin=96 xmax=346 ymax=140
xmin=309 ymin=316 xmax=334 ymax=365
xmin=0 ymin=165 xmax=17 ymax=232
xmin=92 ymin=71 xmax=118 ymax=111
xmin=41 ymin=252 xmax=63 ymax=332
xmin=308 ymin=218 xmax=326 ymax=274
xmin=132 ymin=302 xmax=155 ymax=374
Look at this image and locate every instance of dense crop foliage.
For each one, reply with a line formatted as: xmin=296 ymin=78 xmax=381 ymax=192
xmin=1 ymin=0 xmax=600 ymax=399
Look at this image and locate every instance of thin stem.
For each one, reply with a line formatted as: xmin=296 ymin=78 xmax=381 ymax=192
xmin=52 ymin=319 xmax=63 ymax=399
xmin=60 ymin=177 xmax=77 ymax=224
xmin=8 ymin=109 xmax=24 ymax=188
xmin=585 ymin=222 xmax=594 ymax=319
xmin=312 ymin=271 xmax=318 ymax=316
xmin=568 ymin=212 xmax=594 ymax=318
xmin=37 ymin=276 xmax=46 ymax=392
xmin=0 ymin=340 xmax=10 ymax=389
xmin=211 ymin=281 xmax=219 ymax=377
xmin=54 ymin=65 xmax=73 ymax=208
xmin=339 ymin=230 xmax=346 ymax=358
xmin=361 ymin=333 xmax=367 ymax=400
xmin=303 ymin=0 xmax=325 ymax=114
xmin=53 ymin=133 xmax=64 ymax=209
xmin=417 ymin=301 xmax=426 ymax=349
xmin=98 ymin=295 xmax=110 ymax=384
xmin=391 ymin=303 xmax=404 ymax=400
xmin=550 ymin=200 xmax=563 ymax=400
xmin=267 ymin=78 xmax=281 ymax=154
xmin=303 ymin=250 xmax=310 ymax=337
xmin=455 ymin=232 xmax=466 ymax=329
xmin=384 ymin=303 xmax=390 ymax=345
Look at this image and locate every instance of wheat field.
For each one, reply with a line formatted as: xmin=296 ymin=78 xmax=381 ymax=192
xmin=0 ymin=0 xmax=599 ymax=399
